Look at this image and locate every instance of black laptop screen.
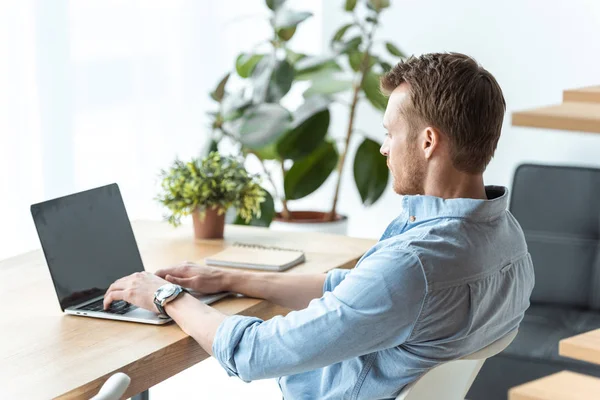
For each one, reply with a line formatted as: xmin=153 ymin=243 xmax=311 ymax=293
xmin=31 ymin=184 xmax=145 ymax=310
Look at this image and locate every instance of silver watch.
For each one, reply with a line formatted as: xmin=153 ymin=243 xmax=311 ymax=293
xmin=153 ymin=283 xmax=186 ymax=318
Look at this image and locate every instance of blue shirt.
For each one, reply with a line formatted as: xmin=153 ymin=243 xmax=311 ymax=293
xmin=212 ymin=186 xmax=535 ymax=400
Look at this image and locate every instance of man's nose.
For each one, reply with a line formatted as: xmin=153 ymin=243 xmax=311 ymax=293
xmin=380 ymin=143 xmax=388 ymax=156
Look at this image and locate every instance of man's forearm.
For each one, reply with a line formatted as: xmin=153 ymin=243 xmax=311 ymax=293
xmin=222 ymin=270 xmax=326 ymax=310
xmin=164 ymin=293 xmax=227 ymax=355
xmin=162 ymin=272 xmax=326 ymax=355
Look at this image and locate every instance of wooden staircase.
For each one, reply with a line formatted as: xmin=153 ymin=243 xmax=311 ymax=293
xmin=512 ymin=86 xmax=600 ymax=133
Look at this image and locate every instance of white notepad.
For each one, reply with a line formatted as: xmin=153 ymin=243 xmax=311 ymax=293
xmin=205 ymin=242 xmax=305 ymax=272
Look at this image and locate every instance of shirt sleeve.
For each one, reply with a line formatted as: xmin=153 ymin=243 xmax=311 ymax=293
xmin=322 ymin=268 xmax=351 ymax=293
xmin=211 ymin=247 xmax=426 ymax=382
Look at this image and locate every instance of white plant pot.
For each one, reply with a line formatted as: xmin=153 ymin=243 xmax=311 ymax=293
xmin=269 ymin=211 xmax=348 ymax=235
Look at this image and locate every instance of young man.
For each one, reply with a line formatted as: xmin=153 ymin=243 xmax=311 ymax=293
xmin=105 ymin=52 xmax=535 ymax=399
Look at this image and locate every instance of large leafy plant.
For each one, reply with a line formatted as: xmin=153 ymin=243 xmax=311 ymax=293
xmin=209 ymin=0 xmax=404 ymax=223
xmin=156 ymin=152 xmax=267 ymax=226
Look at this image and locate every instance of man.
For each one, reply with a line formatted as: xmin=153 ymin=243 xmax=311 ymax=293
xmin=104 ymin=52 xmax=535 ymax=399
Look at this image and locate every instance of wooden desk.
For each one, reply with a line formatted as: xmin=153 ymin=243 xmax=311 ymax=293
xmin=0 ymin=221 xmax=375 ymax=399
xmin=560 ymin=328 xmax=600 ymax=365
xmin=508 ymin=371 xmax=600 ymax=400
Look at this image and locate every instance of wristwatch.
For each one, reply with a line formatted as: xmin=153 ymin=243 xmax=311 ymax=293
xmin=154 ymin=283 xmax=187 ymax=318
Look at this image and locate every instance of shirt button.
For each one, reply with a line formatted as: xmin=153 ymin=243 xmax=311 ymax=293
xmin=409 ymin=216 xmax=416 ymax=222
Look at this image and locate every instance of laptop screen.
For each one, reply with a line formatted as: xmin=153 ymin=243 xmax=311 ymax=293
xmin=31 ymin=184 xmax=145 ymax=310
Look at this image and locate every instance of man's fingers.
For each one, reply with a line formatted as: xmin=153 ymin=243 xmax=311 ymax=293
xmin=155 ymin=267 xmax=177 ymax=278
xmin=107 ymin=279 xmax=128 ymax=293
xmin=103 ymin=290 xmax=126 ymax=310
xmin=165 ymin=274 xmax=195 ymax=287
xmin=156 ymin=262 xmax=197 ymax=279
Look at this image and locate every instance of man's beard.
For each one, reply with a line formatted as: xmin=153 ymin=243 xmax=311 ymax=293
xmin=392 ymin=142 xmax=425 ymax=196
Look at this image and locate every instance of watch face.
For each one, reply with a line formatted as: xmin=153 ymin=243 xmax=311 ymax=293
xmin=157 ymin=284 xmax=177 ymax=300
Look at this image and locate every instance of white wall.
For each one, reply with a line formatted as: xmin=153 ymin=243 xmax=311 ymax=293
xmin=304 ymin=0 xmax=600 ymax=239
xmin=0 ymin=0 xmax=322 ymax=260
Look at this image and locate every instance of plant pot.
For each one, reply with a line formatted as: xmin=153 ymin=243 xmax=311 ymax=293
xmin=192 ymin=207 xmax=225 ymax=239
xmin=269 ymin=211 xmax=348 ymax=235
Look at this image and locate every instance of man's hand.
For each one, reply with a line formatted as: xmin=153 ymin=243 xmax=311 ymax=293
xmin=155 ymin=262 xmax=227 ymax=294
xmin=103 ymin=271 xmax=168 ymax=312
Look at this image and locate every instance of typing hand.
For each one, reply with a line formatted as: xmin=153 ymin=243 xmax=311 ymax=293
xmin=103 ymin=271 xmax=168 ymax=312
xmin=155 ymin=262 xmax=227 ymax=294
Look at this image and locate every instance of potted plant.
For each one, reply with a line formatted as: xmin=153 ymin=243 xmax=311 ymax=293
xmin=208 ymin=0 xmax=403 ymax=234
xmin=156 ymin=152 xmax=268 ymax=239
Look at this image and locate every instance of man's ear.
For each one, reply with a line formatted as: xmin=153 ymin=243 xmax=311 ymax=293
xmin=422 ymin=127 xmax=440 ymax=160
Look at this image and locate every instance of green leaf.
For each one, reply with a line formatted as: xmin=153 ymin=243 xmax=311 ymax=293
xmin=295 ymin=55 xmax=334 ymax=72
xmin=210 ymin=73 xmax=230 ymax=102
xmin=353 ymin=138 xmax=389 ymax=205
xmin=379 ymin=60 xmax=393 ymax=72
xmin=233 ymin=189 xmax=275 ymax=227
xmin=237 ymin=104 xmax=292 ymax=151
xmin=348 ymin=51 xmax=362 ymax=72
xmin=284 ymin=141 xmax=338 ymax=200
xmin=221 ymin=91 xmax=252 ymax=121
xmin=330 ymin=23 xmax=354 ymax=47
xmin=368 ymin=0 xmax=390 ymax=11
xmin=273 ymin=10 xmax=312 ymax=29
xmin=251 ymin=56 xmax=295 ymax=103
xmin=295 ymin=55 xmax=341 ymax=80
xmin=265 ymin=0 xmax=286 ymax=11
xmin=236 ymin=54 xmax=264 ymax=78
xmin=385 ymin=42 xmax=405 ymax=58
xmin=366 ymin=16 xmax=378 ymax=23
xmin=277 ymin=95 xmax=331 ymax=160
xmin=285 ymin=49 xmax=307 ymax=64
xmin=338 ymin=36 xmax=362 ymax=54
xmin=277 ymin=26 xmax=297 ymax=41
xmin=208 ymin=139 xmax=219 ymax=154
xmin=348 ymin=51 xmax=376 ymax=72
xmin=304 ymin=79 xmax=353 ymax=97
xmin=268 ymin=59 xmax=294 ymax=101
xmin=362 ymin=71 xmax=388 ymax=111
xmin=251 ymin=55 xmax=274 ymax=103
xmin=345 ymin=0 xmax=357 ymax=11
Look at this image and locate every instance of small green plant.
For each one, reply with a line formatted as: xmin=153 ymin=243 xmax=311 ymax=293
xmin=156 ymin=152 xmax=266 ymax=226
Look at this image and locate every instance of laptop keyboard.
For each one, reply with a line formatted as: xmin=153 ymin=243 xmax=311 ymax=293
xmin=79 ymin=299 xmax=137 ymax=315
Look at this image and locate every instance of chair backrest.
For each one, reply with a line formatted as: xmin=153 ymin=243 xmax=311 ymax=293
xmin=395 ymin=330 xmax=518 ymax=400
xmin=90 ymin=372 xmax=131 ymax=400
xmin=510 ymin=164 xmax=600 ymax=310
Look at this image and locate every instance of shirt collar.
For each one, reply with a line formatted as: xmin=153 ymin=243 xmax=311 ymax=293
xmin=403 ymin=186 xmax=509 ymax=223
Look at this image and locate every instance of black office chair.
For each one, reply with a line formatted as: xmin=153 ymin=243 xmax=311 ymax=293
xmin=468 ymin=163 xmax=600 ymax=400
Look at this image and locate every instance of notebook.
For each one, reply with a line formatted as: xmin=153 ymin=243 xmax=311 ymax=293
xmin=205 ymin=242 xmax=305 ymax=272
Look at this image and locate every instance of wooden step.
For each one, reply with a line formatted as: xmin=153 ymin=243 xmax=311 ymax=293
xmin=508 ymin=371 xmax=600 ymax=400
xmin=511 ymin=101 xmax=600 ymax=134
xmin=564 ymin=86 xmax=600 ymax=103
xmin=560 ymin=328 xmax=600 ymax=365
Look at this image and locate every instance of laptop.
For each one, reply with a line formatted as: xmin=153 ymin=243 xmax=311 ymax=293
xmin=30 ymin=183 xmax=230 ymax=325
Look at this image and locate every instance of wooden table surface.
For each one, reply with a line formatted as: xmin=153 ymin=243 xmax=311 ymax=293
xmin=508 ymin=371 xmax=600 ymax=400
xmin=0 ymin=221 xmax=375 ymax=400
xmin=559 ymin=328 xmax=600 ymax=365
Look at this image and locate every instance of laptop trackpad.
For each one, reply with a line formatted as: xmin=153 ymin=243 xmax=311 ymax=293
xmin=125 ymin=307 xmax=169 ymax=320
